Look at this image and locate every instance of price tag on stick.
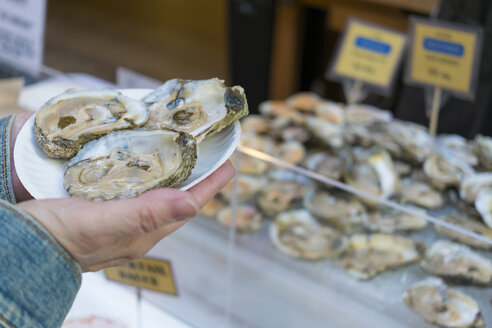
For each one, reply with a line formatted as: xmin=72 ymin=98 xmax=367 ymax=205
xmin=327 ymin=18 xmax=407 ymax=104
xmin=405 ymin=17 xmax=483 ymax=137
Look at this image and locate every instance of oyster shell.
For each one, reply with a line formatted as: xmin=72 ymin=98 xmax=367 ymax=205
xmin=460 ymin=173 xmax=492 ymax=204
xmin=270 ymin=209 xmax=348 ymax=261
xmin=387 ymin=121 xmax=431 ymax=164
xmin=340 ymin=233 xmax=425 ymax=280
xmin=423 ymin=153 xmax=474 ymax=190
xmin=273 ymin=140 xmax=306 ymax=165
xmin=258 ymin=100 xmax=304 ymax=125
xmin=314 ymin=100 xmax=344 ymax=124
xmin=304 ymin=152 xmax=344 ymax=180
xmin=241 ymin=114 xmax=268 ymax=134
xmin=35 ymin=89 xmax=147 ymax=159
xmin=438 ymin=134 xmax=479 ymax=167
xmin=475 ymin=189 xmax=492 ymax=228
xmin=285 ymin=92 xmax=321 ymax=112
xmin=421 ymin=240 xmax=492 ymax=286
xmin=343 ymin=104 xmax=392 ymax=126
xmin=217 ymin=205 xmax=263 ymax=233
xmin=398 ymin=178 xmax=445 ymax=209
xmin=64 ymin=129 xmax=196 ymax=201
xmin=363 ymin=207 xmax=428 ymax=233
xmin=143 ymin=78 xmax=248 ymax=142
xmin=403 ymin=277 xmax=483 ymax=328
xmin=219 ymin=174 xmax=266 ymax=203
xmin=305 ymin=116 xmax=344 ymax=148
xmin=473 ymin=134 xmax=492 ymax=170
xmin=435 ymin=215 xmax=492 ymax=250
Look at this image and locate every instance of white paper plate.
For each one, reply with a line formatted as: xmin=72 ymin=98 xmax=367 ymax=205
xmin=14 ymin=88 xmax=241 ymax=200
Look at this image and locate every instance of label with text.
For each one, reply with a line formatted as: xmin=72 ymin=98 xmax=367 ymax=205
xmin=328 ymin=19 xmax=407 ymax=91
xmin=406 ymin=17 xmax=483 ymax=98
xmin=105 ymin=258 xmax=177 ymax=295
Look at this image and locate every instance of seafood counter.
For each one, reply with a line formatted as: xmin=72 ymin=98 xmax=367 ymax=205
xmin=200 ymin=92 xmax=492 ymax=328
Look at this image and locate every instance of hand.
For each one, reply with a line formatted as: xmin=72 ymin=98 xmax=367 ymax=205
xmin=16 ymin=161 xmax=235 ymax=272
xmin=10 ymin=112 xmax=34 ymax=202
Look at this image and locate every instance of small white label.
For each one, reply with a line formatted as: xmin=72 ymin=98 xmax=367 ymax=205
xmin=0 ymin=0 xmax=47 ymax=74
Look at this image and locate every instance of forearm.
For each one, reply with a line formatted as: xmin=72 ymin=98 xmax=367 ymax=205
xmin=0 ymin=200 xmax=81 ymax=328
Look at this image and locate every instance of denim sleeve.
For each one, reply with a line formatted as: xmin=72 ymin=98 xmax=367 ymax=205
xmin=0 ymin=116 xmax=17 ymax=204
xmin=0 ymin=200 xmax=82 ymax=328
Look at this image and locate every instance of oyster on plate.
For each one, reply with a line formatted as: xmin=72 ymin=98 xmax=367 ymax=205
xmin=64 ymin=129 xmax=196 ymax=201
xmin=304 ymin=152 xmax=345 ymax=180
xmin=435 ymin=215 xmax=492 ymax=250
xmin=219 ymin=174 xmax=266 ymax=203
xmin=143 ymin=78 xmax=248 ymax=142
xmin=362 ymin=207 xmax=428 ymax=233
xmin=35 ymin=89 xmax=147 ymax=159
xmin=303 ymin=188 xmax=366 ymax=231
xmin=339 ymin=233 xmax=425 ymax=280
xmin=397 ymin=178 xmax=445 ymax=210
xmin=421 ymin=240 xmax=492 ymax=286
xmin=423 ymin=153 xmax=474 ymax=190
xmin=270 ymin=209 xmax=348 ymax=261
xmin=217 ymin=205 xmax=263 ymax=233
xmin=473 ymin=134 xmax=492 ymax=170
xmin=403 ymin=277 xmax=483 ymax=328
xmin=459 ymin=173 xmax=492 ymax=204
xmin=475 ymin=189 xmax=492 ymax=228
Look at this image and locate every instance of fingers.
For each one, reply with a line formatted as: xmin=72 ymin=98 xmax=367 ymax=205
xmin=188 ymin=160 xmax=235 ymax=207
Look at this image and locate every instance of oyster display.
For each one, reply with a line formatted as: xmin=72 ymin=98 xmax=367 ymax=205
xmin=475 ymin=189 xmax=492 ymax=228
xmin=273 ymin=140 xmax=306 ymax=164
xmin=421 ymin=240 xmax=492 ymax=286
xmin=303 ymin=188 xmax=366 ymax=231
xmin=363 ymin=207 xmax=428 ymax=233
xmin=460 ymin=173 xmax=492 ymax=204
xmin=219 ymin=174 xmax=266 ymax=203
xmin=64 ymin=129 xmax=196 ymax=201
xmin=403 ymin=278 xmax=483 ymax=328
xmin=270 ymin=209 xmax=348 ymax=261
xmin=35 ymin=89 xmax=148 ymax=159
xmin=387 ymin=121 xmax=431 ymax=164
xmin=143 ymin=78 xmax=248 ymax=142
xmin=398 ymin=178 xmax=445 ymax=210
xmin=200 ymin=197 xmax=226 ymax=218
xmin=343 ymin=104 xmax=392 ymax=126
xmin=304 ymin=152 xmax=344 ymax=180
xmin=435 ymin=215 xmax=492 ymax=250
xmin=314 ymin=100 xmax=344 ymax=124
xmin=305 ymin=116 xmax=344 ymax=148
xmin=217 ymin=205 xmax=263 ymax=233
xmin=279 ymin=126 xmax=311 ymax=143
xmin=340 ymin=233 xmax=425 ymax=280
xmin=423 ymin=153 xmax=474 ymax=190
xmin=258 ymin=100 xmax=304 ymax=125
xmin=285 ymin=92 xmax=321 ymax=112
xmin=438 ymin=134 xmax=479 ymax=167
xmin=473 ymin=134 xmax=492 ymax=170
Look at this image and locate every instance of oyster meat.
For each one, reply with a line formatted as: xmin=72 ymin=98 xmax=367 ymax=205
xmin=475 ymin=189 xmax=492 ymax=228
xmin=143 ymin=78 xmax=248 ymax=142
xmin=403 ymin=277 xmax=483 ymax=328
xmin=270 ymin=209 xmax=348 ymax=261
xmin=363 ymin=207 xmax=428 ymax=233
xmin=438 ymin=134 xmax=478 ymax=167
xmin=421 ymin=240 xmax=492 ymax=286
xmin=64 ymin=129 xmax=196 ymax=201
xmin=217 ymin=205 xmax=263 ymax=233
xmin=340 ymin=233 xmax=425 ymax=280
xmin=435 ymin=215 xmax=492 ymax=250
xmin=35 ymin=89 xmax=147 ymax=159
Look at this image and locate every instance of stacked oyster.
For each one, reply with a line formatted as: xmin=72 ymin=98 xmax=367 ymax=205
xmin=199 ymin=91 xmax=492 ymax=327
xmin=35 ymin=78 xmax=248 ymax=201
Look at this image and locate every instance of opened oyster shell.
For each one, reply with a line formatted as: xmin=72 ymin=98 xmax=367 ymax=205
xmin=438 ymin=134 xmax=478 ymax=167
xmin=340 ymin=233 xmax=425 ymax=280
xmin=270 ymin=209 xmax=348 ymax=261
xmin=398 ymin=178 xmax=445 ymax=210
xmin=473 ymin=134 xmax=492 ymax=170
xmin=459 ymin=173 xmax=492 ymax=204
xmin=285 ymin=92 xmax=321 ymax=112
xmin=35 ymin=89 xmax=147 ymax=159
xmin=219 ymin=174 xmax=266 ymax=203
xmin=363 ymin=207 xmax=428 ymax=233
xmin=343 ymin=104 xmax=392 ymax=127
xmin=403 ymin=277 xmax=483 ymax=328
xmin=314 ymin=101 xmax=344 ymax=124
xmin=475 ymin=189 xmax=492 ymax=228
xmin=143 ymin=78 xmax=248 ymax=142
xmin=64 ymin=129 xmax=196 ymax=201
xmin=387 ymin=121 xmax=431 ymax=164
xmin=258 ymin=100 xmax=304 ymax=125
xmin=304 ymin=152 xmax=345 ymax=181
xmin=217 ymin=205 xmax=263 ymax=233
xmin=305 ymin=116 xmax=344 ymax=149
xmin=423 ymin=153 xmax=474 ymax=190
xmin=435 ymin=215 xmax=492 ymax=250
xmin=421 ymin=240 xmax=492 ymax=286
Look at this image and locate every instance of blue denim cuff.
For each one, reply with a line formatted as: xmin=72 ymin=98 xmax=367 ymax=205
xmin=0 ymin=200 xmax=82 ymax=328
xmin=0 ymin=116 xmax=17 ymax=204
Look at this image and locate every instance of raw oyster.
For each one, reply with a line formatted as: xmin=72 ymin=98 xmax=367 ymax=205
xmin=259 ymin=100 xmax=304 ymax=125
xmin=303 ymin=188 xmax=366 ymax=231
xmin=398 ymin=178 xmax=445 ymax=210
xmin=305 ymin=116 xmax=344 ymax=148
xmin=403 ymin=278 xmax=483 ymax=328
xmin=64 ymin=129 xmax=196 ymax=201
xmin=314 ymin=100 xmax=344 ymax=124
xmin=278 ymin=126 xmax=311 ymax=143
xmin=475 ymin=189 xmax=492 ymax=228
xmin=143 ymin=78 xmax=248 ymax=142
xmin=394 ymin=161 xmax=412 ymax=177
xmin=387 ymin=121 xmax=431 ymax=164
xmin=421 ymin=240 xmax=492 ymax=286
xmin=273 ymin=140 xmax=306 ymax=164
xmin=285 ymin=92 xmax=321 ymax=112
xmin=219 ymin=174 xmax=266 ymax=203
xmin=473 ymin=134 xmax=492 ymax=170
xmin=270 ymin=209 xmax=348 ymax=261
xmin=217 ymin=205 xmax=263 ymax=233
xmin=363 ymin=207 xmax=428 ymax=233
xmin=340 ymin=233 xmax=425 ymax=280
xmin=438 ymin=134 xmax=478 ymax=167
xmin=236 ymin=154 xmax=269 ymax=176
xmin=435 ymin=215 xmax=492 ymax=250
xmin=35 ymin=89 xmax=147 ymax=159
xmin=423 ymin=153 xmax=474 ymax=190
xmin=460 ymin=173 xmax=492 ymax=203
xmin=241 ymin=114 xmax=268 ymax=134
xmin=200 ymin=197 xmax=226 ymax=218
xmin=343 ymin=104 xmax=392 ymax=126
xmin=304 ymin=152 xmax=344 ymax=180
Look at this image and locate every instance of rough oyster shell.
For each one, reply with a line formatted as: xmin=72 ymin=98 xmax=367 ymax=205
xmin=423 ymin=153 xmax=474 ymax=190
xmin=143 ymin=78 xmax=248 ymax=142
xmin=273 ymin=140 xmax=306 ymax=164
xmin=403 ymin=277 xmax=483 ymax=328
xmin=304 ymin=152 xmax=344 ymax=180
xmin=314 ymin=100 xmax=344 ymax=124
xmin=35 ymin=89 xmax=147 ymax=159
xmin=305 ymin=116 xmax=344 ymax=148
xmin=285 ymin=92 xmax=321 ymax=112
xmin=435 ymin=215 xmax=492 ymax=250
xmin=459 ymin=173 xmax=492 ymax=204
xmin=421 ymin=240 xmax=492 ymax=286
xmin=340 ymin=233 xmax=425 ymax=280
xmin=64 ymin=129 xmax=196 ymax=201
xmin=475 ymin=189 xmax=492 ymax=228
xmin=438 ymin=134 xmax=478 ymax=167
xmin=398 ymin=178 xmax=445 ymax=210
xmin=473 ymin=134 xmax=492 ymax=170
xmin=219 ymin=174 xmax=266 ymax=203
xmin=270 ymin=209 xmax=348 ymax=261
xmin=387 ymin=121 xmax=431 ymax=164
xmin=217 ymin=205 xmax=263 ymax=233
xmin=343 ymin=104 xmax=392 ymax=126
xmin=363 ymin=207 xmax=428 ymax=233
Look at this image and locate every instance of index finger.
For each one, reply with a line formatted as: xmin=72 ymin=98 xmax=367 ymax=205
xmin=187 ymin=160 xmax=235 ymax=207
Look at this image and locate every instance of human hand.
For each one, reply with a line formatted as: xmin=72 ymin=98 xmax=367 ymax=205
xmin=16 ymin=161 xmax=235 ymax=272
xmin=10 ymin=112 xmax=34 ymax=202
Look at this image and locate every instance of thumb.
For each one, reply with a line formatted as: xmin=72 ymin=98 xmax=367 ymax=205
xmin=91 ymin=189 xmax=199 ymax=239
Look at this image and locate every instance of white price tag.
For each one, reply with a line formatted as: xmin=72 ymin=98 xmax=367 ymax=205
xmin=0 ymin=0 xmax=47 ymax=74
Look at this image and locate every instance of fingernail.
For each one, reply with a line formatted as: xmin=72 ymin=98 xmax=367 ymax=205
xmin=171 ymin=198 xmax=199 ymax=220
